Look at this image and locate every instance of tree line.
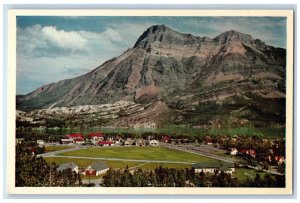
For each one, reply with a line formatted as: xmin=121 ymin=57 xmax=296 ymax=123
xmin=102 ymin=166 xmax=285 ymax=187
xmin=16 ymin=143 xmax=82 ymax=187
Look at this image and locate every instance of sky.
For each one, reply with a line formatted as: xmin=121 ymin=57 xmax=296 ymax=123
xmin=16 ymin=16 xmax=287 ymax=95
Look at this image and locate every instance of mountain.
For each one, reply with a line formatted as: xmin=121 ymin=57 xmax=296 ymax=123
xmin=17 ymin=25 xmax=286 ymax=127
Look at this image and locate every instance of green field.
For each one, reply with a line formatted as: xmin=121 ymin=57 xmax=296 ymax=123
xmin=56 ymin=146 xmax=218 ymax=164
xmin=233 ymin=168 xmax=268 ymax=181
xmin=45 ymin=145 xmax=74 ymax=152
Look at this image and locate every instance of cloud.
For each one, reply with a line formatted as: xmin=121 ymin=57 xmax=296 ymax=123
xmin=178 ymin=17 xmax=286 ymax=48
xmin=17 ymin=25 xmax=88 ymax=56
xmin=40 ymin=26 xmax=87 ymax=50
xmin=16 ymin=24 xmax=133 ymax=94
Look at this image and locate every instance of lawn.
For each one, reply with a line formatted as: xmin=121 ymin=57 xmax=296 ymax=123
xmin=233 ymin=168 xmax=268 ymax=181
xmin=44 ymin=157 xmax=140 ymax=169
xmin=56 ymin=146 xmax=219 ymax=164
xmin=45 ymin=145 xmax=74 ymax=152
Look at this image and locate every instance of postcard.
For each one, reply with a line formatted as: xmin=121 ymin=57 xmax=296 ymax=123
xmin=7 ymin=9 xmax=294 ymax=195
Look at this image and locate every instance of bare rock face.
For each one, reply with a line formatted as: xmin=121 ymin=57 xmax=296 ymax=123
xmin=17 ymin=25 xmax=286 ymax=127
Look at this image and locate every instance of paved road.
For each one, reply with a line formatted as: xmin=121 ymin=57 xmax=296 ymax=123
xmin=39 ymin=145 xmax=90 ymax=157
xmin=41 ymin=154 xmax=196 ymax=165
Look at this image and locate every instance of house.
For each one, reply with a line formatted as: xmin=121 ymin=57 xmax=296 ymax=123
xmin=60 ymin=138 xmax=74 ymax=145
xmin=97 ymin=141 xmax=114 ymax=147
xmin=135 ymin=139 xmax=145 ymax=146
xmin=66 ymin=133 xmax=84 ymax=140
xmin=36 ymin=140 xmax=45 ymax=147
xmin=124 ymin=140 xmax=134 ymax=146
xmin=16 ymin=138 xmax=24 ymax=144
xmin=240 ymin=149 xmax=256 ymax=158
xmin=74 ymin=138 xmax=85 ymax=144
xmin=205 ymin=136 xmax=213 ymax=145
xmin=114 ymin=140 xmax=121 ymax=146
xmin=87 ymin=132 xmax=104 ymax=141
xmin=229 ymin=148 xmax=238 ymax=156
xmin=275 ymin=156 xmax=285 ymax=165
xmin=83 ymin=162 xmax=109 ymax=176
xmin=192 ymin=162 xmax=235 ymax=174
xmin=149 ymin=140 xmax=159 ymax=146
xmin=57 ymin=162 xmax=79 ymax=173
xmin=162 ymin=135 xmax=171 ymax=143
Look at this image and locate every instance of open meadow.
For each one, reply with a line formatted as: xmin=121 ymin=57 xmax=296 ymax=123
xmin=56 ymin=146 xmax=219 ymax=164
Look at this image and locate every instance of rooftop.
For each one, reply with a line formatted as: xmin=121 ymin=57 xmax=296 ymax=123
xmin=57 ymin=162 xmax=77 ymax=172
xmin=90 ymin=162 xmax=109 ymax=171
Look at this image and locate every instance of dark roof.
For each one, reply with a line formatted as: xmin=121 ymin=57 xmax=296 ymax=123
xmin=57 ymin=162 xmax=78 ymax=172
xmin=192 ymin=162 xmax=234 ymax=169
xmin=90 ymin=162 xmax=109 ymax=171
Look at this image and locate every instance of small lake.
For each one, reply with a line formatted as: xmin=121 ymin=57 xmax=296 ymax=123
xmin=22 ymin=126 xmax=285 ymax=137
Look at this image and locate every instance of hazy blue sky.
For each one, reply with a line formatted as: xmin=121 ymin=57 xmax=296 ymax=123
xmin=17 ymin=16 xmax=286 ymax=94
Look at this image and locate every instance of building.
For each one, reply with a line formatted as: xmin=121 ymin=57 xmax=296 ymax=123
xmin=135 ymin=139 xmax=145 ymax=146
xmin=16 ymin=138 xmax=24 ymax=144
xmin=149 ymin=140 xmax=159 ymax=146
xmin=60 ymin=138 xmax=74 ymax=145
xmin=66 ymin=133 xmax=84 ymax=140
xmin=87 ymin=132 xmax=104 ymax=141
xmin=97 ymin=141 xmax=114 ymax=146
xmin=83 ymin=162 xmax=109 ymax=176
xmin=57 ymin=162 xmax=79 ymax=173
xmin=74 ymin=138 xmax=85 ymax=144
xmin=36 ymin=140 xmax=45 ymax=147
xmin=162 ymin=135 xmax=171 ymax=143
xmin=205 ymin=136 xmax=213 ymax=145
xmin=240 ymin=149 xmax=257 ymax=158
xmin=192 ymin=162 xmax=235 ymax=174
xmin=124 ymin=140 xmax=134 ymax=146
xmin=229 ymin=148 xmax=238 ymax=156
xmin=275 ymin=156 xmax=285 ymax=165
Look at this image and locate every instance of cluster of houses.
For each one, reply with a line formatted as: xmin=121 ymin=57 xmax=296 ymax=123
xmin=60 ymin=132 xmax=160 ymax=147
xmin=57 ymin=161 xmax=109 ymax=176
xmin=228 ymin=147 xmax=285 ymax=166
xmin=57 ymin=160 xmax=236 ymax=177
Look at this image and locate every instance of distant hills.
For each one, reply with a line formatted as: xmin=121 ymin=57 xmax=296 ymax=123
xmin=17 ymin=25 xmax=286 ymax=128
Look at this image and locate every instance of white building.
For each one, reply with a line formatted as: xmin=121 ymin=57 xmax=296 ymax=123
xmin=192 ymin=162 xmax=235 ymax=174
xmin=36 ymin=140 xmax=45 ymax=147
xmin=149 ymin=140 xmax=159 ymax=146
xmin=230 ymin=148 xmax=238 ymax=156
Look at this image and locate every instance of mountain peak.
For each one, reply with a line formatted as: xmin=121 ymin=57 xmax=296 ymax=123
xmin=133 ymin=24 xmax=180 ymax=48
xmin=214 ymin=30 xmax=254 ymax=44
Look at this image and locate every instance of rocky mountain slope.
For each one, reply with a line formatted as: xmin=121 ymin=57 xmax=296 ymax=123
xmin=17 ymin=25 xmax=286 ymax=127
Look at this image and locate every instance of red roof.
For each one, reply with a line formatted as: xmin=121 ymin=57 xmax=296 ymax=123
xmin=275 ymin=156 xmax=284 ymax=161
xmin=66 ymin=133 xmax=84 ymax=139
xmin=88 ymin=133 xmax=104 ymax=138
xmin=241 ymin=149 xmax=256 ymax=156
xmin=97 ymin=141 xmax=114 ymax=145
xmin=163 ymin=135 xmax=171 ymax=141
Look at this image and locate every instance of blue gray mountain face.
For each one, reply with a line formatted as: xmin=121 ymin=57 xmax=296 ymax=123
xmin=16 ymin=25 xmax=286 ymax=128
